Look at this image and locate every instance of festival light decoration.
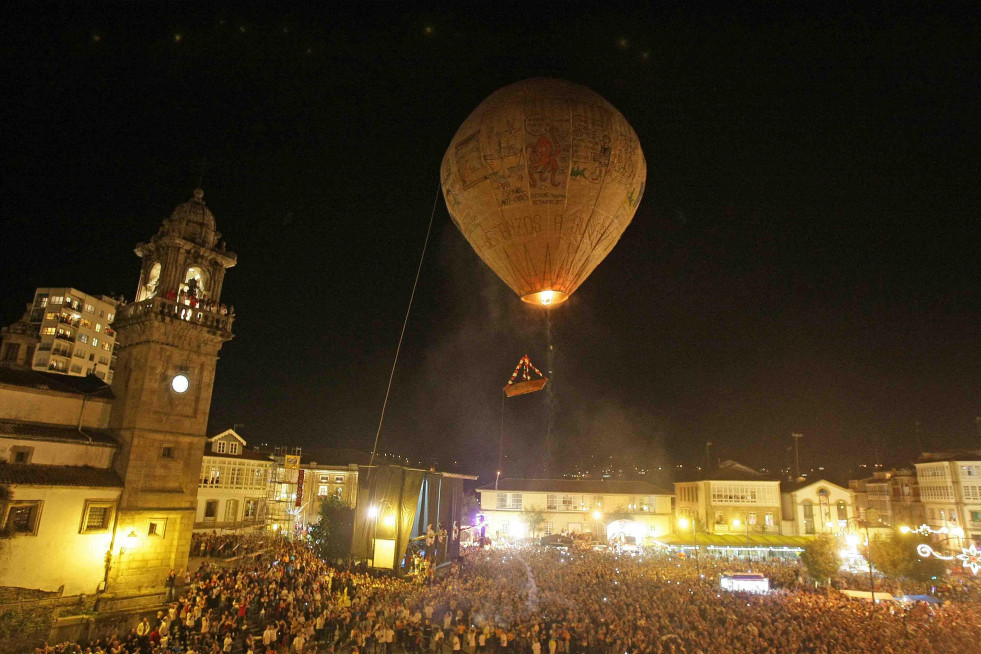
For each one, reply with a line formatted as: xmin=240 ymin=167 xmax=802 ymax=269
xmin=916 ymin=542 xmax=981 ymax=575
xmin=901 ymin=524 xmax=954 ymax=536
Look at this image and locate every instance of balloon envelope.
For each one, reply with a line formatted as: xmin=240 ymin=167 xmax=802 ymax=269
xmin=441 ymin=78 xmax=646 ymax=307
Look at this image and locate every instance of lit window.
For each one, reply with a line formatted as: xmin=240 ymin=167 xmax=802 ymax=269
xmin=80 ymin=501 xmax=114 ymax=533
xmin=244 ymin=500 xmax=259 ymax=519
xmin=50 ymin=296 xmax=63 ymax=305
xmin=78 ymin=333 xmax=88 ymax=344
xmin=45 ymin=312 xmax=57 ymax=320
xmin=92 ymin=338 xmax=98 ymax=347
xmin=318 ymin=485 xmax=330 ymax=496
xmin=148 ymin=519 xmax=166 ymax=537
xmin=37 ymin=296 xmax=49 ymax=307
xmin=95 ymin=323 xmax=102 ymax=333
xmin=84 ymin=304 xmax=95 ymax=314
xmin=334 ymin=475 xmax=344 ymax=483
xmin=107 ymin=313 xmax=114 ymax=322
xmin=4 ymin=501 xmax=42 ymax=535
xmin=42 ymin=327 xmax=56 ymax=336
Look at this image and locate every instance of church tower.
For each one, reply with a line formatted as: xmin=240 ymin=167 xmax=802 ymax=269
xmin=107 ymin=188 xmax=236 ymax=596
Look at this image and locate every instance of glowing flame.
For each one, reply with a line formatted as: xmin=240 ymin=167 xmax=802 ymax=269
xmin=540 ymin=290 xmax=554 ymax=305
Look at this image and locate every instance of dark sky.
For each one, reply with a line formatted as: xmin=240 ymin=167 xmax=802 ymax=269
xmin=3 ymin=4 xmax=979 ymax=485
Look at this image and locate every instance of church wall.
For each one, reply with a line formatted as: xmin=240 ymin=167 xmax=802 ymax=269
xmin=109 ymin=509 xmax=195 ymax=594
xmin=0 ymin=486 xmax=121 ymax=595
xmin=0 ymin=386 xmax=112 ymax=429
xmin=0 ymin=437 xmax=114 ymax=468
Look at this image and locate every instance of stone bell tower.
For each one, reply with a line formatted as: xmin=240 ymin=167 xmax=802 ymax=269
xmin=106 ymin=188 xmax=236 ymax=597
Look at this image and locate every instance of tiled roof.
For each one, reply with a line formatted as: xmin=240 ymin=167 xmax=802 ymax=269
xmin=0 ymin=366 xmax=114 ymax=398
xmin=477 ymin=478 xmax=673 ymax=495
xmin=780 ymin=478 xmax=849 ymax=494
xmin=0 ymin=463 xmax=123 ymax=487
xmin=204 ymin=449 xmax=274 ymax=462
xmin=0 ymin=419 xmax=117 ymax=445
xmin=701 ymin=460 xmax=777 ymax=482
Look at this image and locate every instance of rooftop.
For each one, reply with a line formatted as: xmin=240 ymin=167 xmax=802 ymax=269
xmin=0 ymin=418 xmax=117 ymax=446
xmin=700 ymin=460 xmax=778 ymax=482
xmin=0 ymin=463 xmax=123 ymax=487
xmin=478 ymin=477 xmax=673 ymax=495
xmin=917 ymin=450 xmax=981 ymax=464
xmin=0 ymin=366 xmax=114 ymax=399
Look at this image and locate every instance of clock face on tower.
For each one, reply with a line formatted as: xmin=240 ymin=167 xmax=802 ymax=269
xmin=171 ymin=374 xmax=189 ymax=394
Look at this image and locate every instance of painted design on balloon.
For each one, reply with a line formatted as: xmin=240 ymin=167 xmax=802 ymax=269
xmin=527 ymin=135 xmax=562 ymax=188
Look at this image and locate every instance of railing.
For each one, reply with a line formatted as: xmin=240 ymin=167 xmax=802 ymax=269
xmin=55 ymin=333 xmax=75 ymax=342
xmin=116 ymin=296 xmax=235 ymax=335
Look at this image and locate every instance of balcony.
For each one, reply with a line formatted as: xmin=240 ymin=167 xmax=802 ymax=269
xmin=115 ymin=296 xmax=235 ymax=336
xmin=55 ymin=333 xmax=75 ymax=342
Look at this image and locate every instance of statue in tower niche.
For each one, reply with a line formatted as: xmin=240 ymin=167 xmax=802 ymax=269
xmin=104 ymin=187 xmax=237 ymax=599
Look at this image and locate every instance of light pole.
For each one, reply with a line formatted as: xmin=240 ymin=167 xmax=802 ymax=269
xmin=846 ymin=517 xmax=875 ymax=603
xmin=733 ymin=517 xmax=751 ymax=570
xmin=678 ymin=515 xmax=700 ymax=581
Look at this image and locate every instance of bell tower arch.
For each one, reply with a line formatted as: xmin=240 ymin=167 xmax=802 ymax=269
xmin=107 ymin=188 xmax=236 ymax=596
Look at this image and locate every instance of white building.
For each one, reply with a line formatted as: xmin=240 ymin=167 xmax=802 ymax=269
xmin=675 ymin=460 xmax=782 ymax=535
xmin=195 ymin=429 xmax=274 ymax=531
xmin=915 ymin=451 xmax=981 ymax=548
xmin=24 ymin=288 xmax=120 ymax=383
xmin=476 ymin=478 xmax=675 ymax=541
xmin=780 ymin=478 xmax=855 ymax=536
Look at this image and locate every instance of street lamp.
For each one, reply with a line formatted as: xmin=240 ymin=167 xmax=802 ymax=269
xmin=678 ymin=516 xmax=700 ymax=581
xmin=845 ymin=517 xmax=875 ymax=603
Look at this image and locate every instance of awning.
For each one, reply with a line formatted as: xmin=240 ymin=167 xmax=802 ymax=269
xmin=655 ymin=533 xmax=815 ymax=548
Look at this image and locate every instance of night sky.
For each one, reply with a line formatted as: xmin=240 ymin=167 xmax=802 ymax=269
xmin=3 ymin=5 xmax=979 ymax=485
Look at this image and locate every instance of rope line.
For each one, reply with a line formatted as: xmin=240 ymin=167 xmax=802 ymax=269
xmin=368 ymin=183 xmax=441 ymax=469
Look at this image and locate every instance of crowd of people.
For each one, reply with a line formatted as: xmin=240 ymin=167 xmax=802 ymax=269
xmin=33 ymin=536 xmax=981 ymax=654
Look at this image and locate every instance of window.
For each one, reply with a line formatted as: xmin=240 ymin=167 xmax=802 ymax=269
xmin=225 ymin=500 xmax=239 ymax=522
xmin=148 ymin=519 xmax=166 ymax=537
xmin=203 ymin=500 xmax=218 ymax=520
xmin=42 ymin=327 xmax=56 ymax=336
xmin=497 ymin=493 xmax=507 ymax=509
xmin=1 ymin=343 xmax=19 ymax=362
xmin=715 ymin=511 xmax=724 ymax=524
xmin=45 ymin=312 xmax=58 ymax=320
xmin=545 ymin=522 xmax=553 ymax=535
xmin=4 ymin=501 xmax=42 ymax=535
xmin=80 ymin=501 xmax=114 ymax=533
xmin=748 ymin=512 xmax=757 ymax=525
xmin=80 ymin=319 xmax=91 ymax=329
xmin=547 ymin=494 xmax=558 ymax=510
xmin=71 ymin=364 xmax=82 ymax=373
xmin=837 ymin=502 xmax=847 ymax=521
xmin=49 ymin=296 xmax=63 ymax=305
xmin=107 ymin=312 xmax=114 ymax=322
xmin=92 ymin=338 xmax=98 ymax=348
xmin=318 ymin=485 xmax=330 ymax=496
xmin=335 ymin=475 xmax=345 ymax=483
xmin=11 ymin=446 xmax=34 ymax=464
xmin=78 ymin=333 xmax=88 ymax=344
xmin=215 ymin=441 xmax=227 ymax=454
xmin=95 ymin=323 xmax=102 ymax=333
xmin=971 ymin=511 xmax=981 ymax=524
xmin=244 ymin=499 xmax=259 ymax=520
xmin=228 ymin=442 xmax=240 ymax=455
xmin=36 ymin=295 xmax=49 ymax=307
xmin=161 ymin=446 xmax=174 ymax=459
xmin=764 ymin=512 xmax=775 ymax=526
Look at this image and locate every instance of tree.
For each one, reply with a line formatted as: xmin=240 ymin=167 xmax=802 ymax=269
xmin=800 ymin=535 xmax=840 ymax=586
xmin=308 ymin=495 xmax=354 ymax=562
xmin=872 ymin=532 xmax=946 ymax=587
xmin=521 ymin=506 xmax=547 ymax=538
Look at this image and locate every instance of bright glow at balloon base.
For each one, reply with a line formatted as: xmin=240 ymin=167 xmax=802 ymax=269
xmin=521 ymin=290 xmax=568 ymax=307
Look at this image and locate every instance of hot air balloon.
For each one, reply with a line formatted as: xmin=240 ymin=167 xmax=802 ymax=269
xmin=441 ymin=78 xmax=646 ymax=307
